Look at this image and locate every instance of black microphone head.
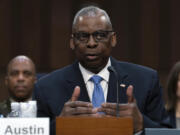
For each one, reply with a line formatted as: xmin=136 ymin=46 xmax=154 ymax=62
xmin=107 ymin=66 xmax=114 ymax=72
xmin=108 ymin=66 xmax=117 ymax=74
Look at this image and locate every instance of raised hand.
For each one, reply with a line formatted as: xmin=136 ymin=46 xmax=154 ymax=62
xmin=60 ymin=86 xmax=98 ymax=116
xmin=99 ymin=85 xmax=143 ymax=133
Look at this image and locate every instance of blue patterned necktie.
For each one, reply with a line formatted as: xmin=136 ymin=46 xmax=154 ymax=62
xmin=90 ymin=75 xmax=105 ymax=108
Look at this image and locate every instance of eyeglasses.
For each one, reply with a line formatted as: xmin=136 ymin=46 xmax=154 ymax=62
xmin=72 ymin=30 xmax=114 ymax=43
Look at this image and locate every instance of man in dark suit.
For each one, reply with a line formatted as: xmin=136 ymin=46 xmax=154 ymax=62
xmin=34 ymin=6 xmax=171 ymax=135
xmin=0 ymin=55 xmax=36 ymax=117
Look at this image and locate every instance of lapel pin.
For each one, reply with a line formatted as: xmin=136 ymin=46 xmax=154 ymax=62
xmin=120 ymin=84 xmax=126 ymax=88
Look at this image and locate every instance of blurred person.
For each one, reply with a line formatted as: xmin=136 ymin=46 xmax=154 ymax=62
xmin=165 ymin=61 xmax=180 ymax=128
xmin=0 ymin=55 xmax=36 ymax=117
xmin=34 ymin=6 xmax=171 ymax=135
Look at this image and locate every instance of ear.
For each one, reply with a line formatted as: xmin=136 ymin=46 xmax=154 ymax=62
xmin=70 ymin=37 xmax=75 ymax=50
xmin=111 ymin=32 xmax=117 ymax=47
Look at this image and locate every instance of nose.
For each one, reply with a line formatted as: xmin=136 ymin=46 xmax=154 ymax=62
xmin=17 ymin=73 xmax=25 ymax=81
xmin=87 ymin=35 xmax=98 ymax=48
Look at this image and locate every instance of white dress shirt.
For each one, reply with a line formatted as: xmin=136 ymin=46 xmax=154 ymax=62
xmin=79 ymin=59 xmax=142 ymax=135
xmin=79 ymin=59 xmax=111 ymax=102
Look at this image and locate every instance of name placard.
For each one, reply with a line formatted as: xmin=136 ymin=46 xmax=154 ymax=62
xmin=0 ymin=118 xmax=49 ymax=135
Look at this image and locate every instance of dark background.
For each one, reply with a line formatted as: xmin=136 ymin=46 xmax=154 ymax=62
xmin=0 ymin=0 xmax=180 ymax=101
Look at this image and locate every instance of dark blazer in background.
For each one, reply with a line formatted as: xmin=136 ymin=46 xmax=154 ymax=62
xmin=34 ymin=57 xmax=172 ymax=135
xmin=168 ymin=109 xmax=176 ymax=128
xmin=0 ymin=99 xmax=11 ymax=117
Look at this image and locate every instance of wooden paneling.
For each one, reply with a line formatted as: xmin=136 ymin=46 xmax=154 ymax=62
xmin=106 ymin=1 xmax=130 ymax=61
xmin=171 ymin=0 xmax=180 ymax=65
xmin=0 ymin=0 xmax=180 ymax=100
xmin=0 ymin=0 xmax=13 ymax=69
xmin=20 ymin=0 xmax=42 ymax=68
xmin=50 ymin=0 xmax=72 ymax=69
xmin=159 ymin=0 xmax=171 ymax=71
xmin=141 ymin=0 xmax=160 ymax=69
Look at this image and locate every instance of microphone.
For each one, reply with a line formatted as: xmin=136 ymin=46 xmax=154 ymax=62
xmin=108 ymin=66 xmax=120 ymax=117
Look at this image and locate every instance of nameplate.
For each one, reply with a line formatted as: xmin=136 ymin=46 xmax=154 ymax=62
xmin=0 ymin=118 xmax=49 ymax=135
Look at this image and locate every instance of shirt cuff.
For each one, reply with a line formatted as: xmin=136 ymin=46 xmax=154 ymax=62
xmin=134 ymin=130 xmax=143 ymax=135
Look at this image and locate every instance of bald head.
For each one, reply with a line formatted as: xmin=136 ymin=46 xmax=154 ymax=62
xmin=6 ymin=55 xmax=36 ymax=102
xmin=72 ymin=6 xmax=112 ymax=32
xmin=7 ymin=56 xmax=36 ymax=75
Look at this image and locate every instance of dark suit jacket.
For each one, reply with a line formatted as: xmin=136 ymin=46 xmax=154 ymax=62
xmin=34 ymin=57 xmax=171 ymax=135
xmin=0 ymin=99 xmax=11 ymax=117
xmin=168 ymin=109 xmax=176 ymax=128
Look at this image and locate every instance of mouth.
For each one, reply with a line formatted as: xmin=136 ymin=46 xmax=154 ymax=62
xmin=15 ymin=86 xmax=26 ymax=91
xmin=85 ymin=53 xmax=99 ymax=61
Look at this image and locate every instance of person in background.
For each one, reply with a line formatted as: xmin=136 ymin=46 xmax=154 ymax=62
xmin=34 ymin=6 xmax=171 ymax=135
xmin=165 ymin=61 xmax=180 ymax=128
xmin=0 ymin=55 xmax=36 ymax=117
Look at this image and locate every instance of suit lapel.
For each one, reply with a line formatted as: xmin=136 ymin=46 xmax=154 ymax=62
xmin=66 ymin=61 xmax=90 ymax=102
xmin=65 ymin=58 xmax=131 ymax=104
xmin=107 ymin=57 xmax=130 ymax=103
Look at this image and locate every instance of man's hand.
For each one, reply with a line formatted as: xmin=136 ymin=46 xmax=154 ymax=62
xmin=60 ymin=86 xmax=98 ymax=117
xmin=98 ymin=85 xmax=143 ymax=133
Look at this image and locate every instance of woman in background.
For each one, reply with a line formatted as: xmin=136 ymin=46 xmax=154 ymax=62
xmin=165 ymin=61 xmax=180 ymax=128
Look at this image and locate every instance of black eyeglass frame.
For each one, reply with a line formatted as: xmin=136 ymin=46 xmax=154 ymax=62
xmin=72 ymin=30 xmax=114 ymax=43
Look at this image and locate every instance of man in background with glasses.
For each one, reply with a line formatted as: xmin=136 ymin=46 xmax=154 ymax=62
xmin=34 ymin=6 xmax=171 ymax=135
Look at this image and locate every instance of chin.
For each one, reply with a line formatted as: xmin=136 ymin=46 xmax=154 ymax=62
xmin=85 ymin=64 xmax=104 ymax=73
xmin=85 ymin=62 xmax=100 ymax=69
xmin=84 ymin=59 xmax=101 ymax=66
xmin=15 ymin=95 xmax=28 ymax=101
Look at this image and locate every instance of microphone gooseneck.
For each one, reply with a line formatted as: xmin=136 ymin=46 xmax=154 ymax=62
xmin=108 ymin=66 xmax=120 ymax=117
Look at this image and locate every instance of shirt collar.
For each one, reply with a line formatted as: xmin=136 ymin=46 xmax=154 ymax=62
xmin=79 ymin=58 xmax=111 ymax=84
xmin=10 ymin=97 xmax=33 ymax=103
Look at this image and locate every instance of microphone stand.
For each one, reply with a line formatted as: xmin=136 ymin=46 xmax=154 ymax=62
xmin=108 ymin=66 xmax=120 ymax=117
